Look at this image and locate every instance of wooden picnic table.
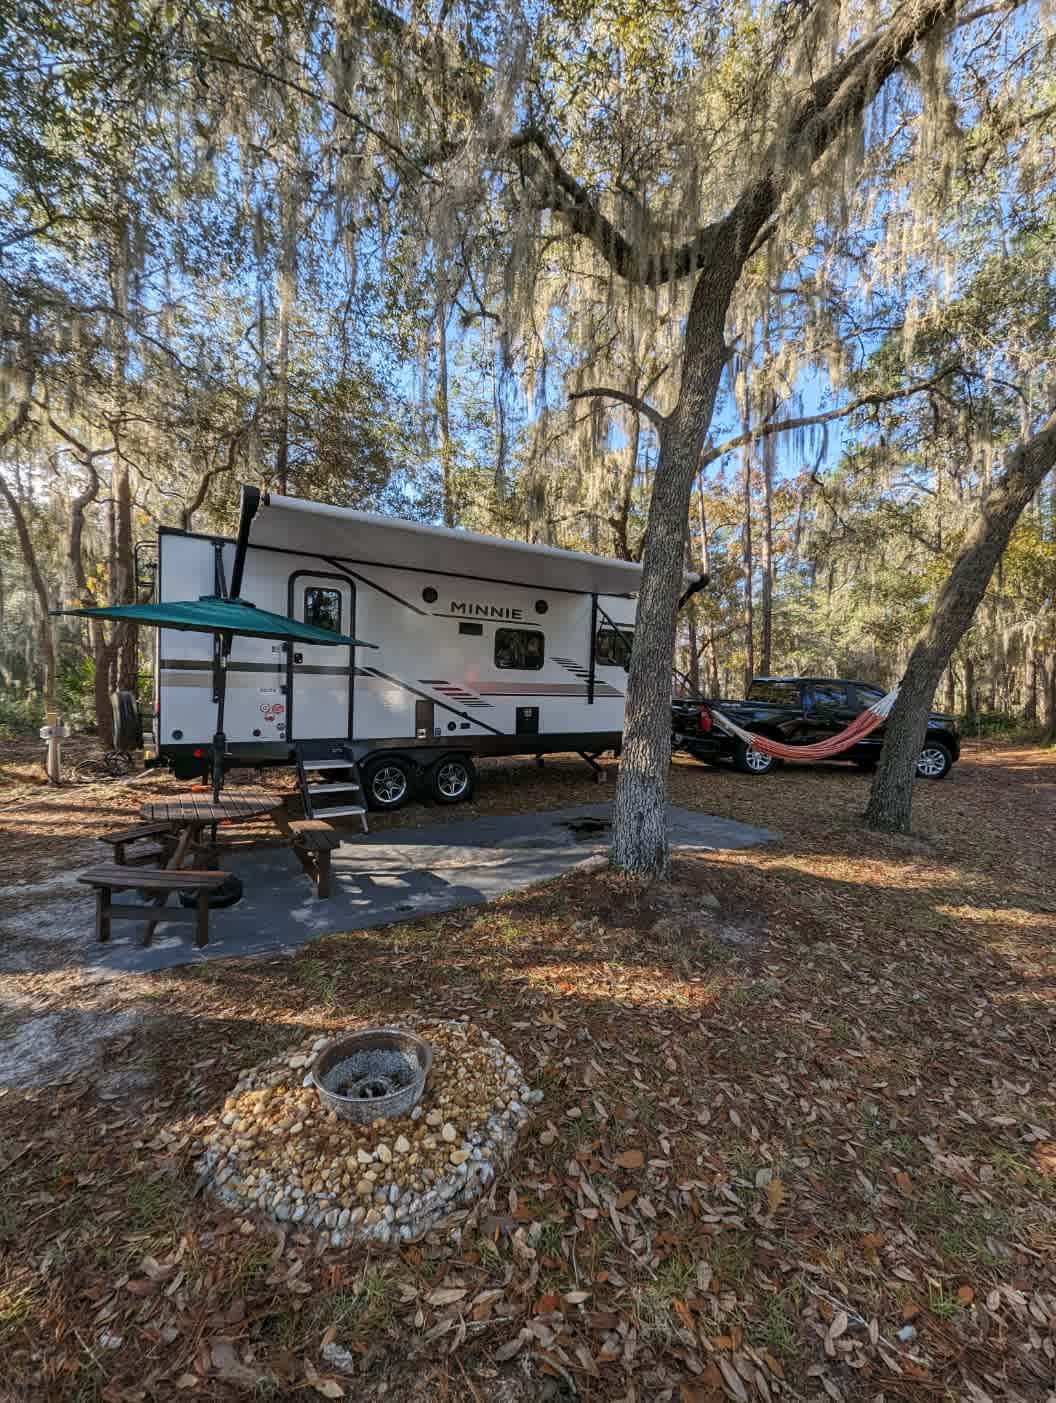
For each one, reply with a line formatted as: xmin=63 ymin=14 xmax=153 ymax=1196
xmin=142 ymin=790 xmax=289 ymax=827
xmin=136 ymin=789 xmax=296 ymax=941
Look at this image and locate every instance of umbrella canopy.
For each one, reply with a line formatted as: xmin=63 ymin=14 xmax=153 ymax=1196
xmin=52 ymin=595 xmax=376 ymax=649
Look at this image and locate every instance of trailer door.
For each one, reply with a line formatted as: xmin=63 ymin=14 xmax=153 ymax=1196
xmin=287 ymin=573 xmax=354 ymax=740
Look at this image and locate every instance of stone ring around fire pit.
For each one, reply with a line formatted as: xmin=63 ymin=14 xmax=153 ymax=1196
xmin=312 ymin=1028 xmax=433 ymax=1123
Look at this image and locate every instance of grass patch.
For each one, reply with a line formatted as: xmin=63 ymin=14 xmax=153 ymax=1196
xmin=634 ymin=1257 xmax=698 ymax=1341
xmin=120 ymin=1171 xmax=188 ymax=1245
xmin=708 ymin=1229 xmax=755 ymax=1286
xmin=288 ymin=958 xmax=342 ymax=1006
xmin=0 ymin=1284 xmax=35 ymax=1340
xmin=234 ymin=1024 xmax=302 ymax=1067
xmin=906 ymin=1182 xmax=1012 ymax=1265
xmin=311 ymin=1267 xmax=401 ymax=1342
xmin=753 ymin=1282 xmax=803 ymax=1361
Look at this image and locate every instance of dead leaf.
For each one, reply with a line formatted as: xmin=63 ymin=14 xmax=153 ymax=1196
xmin=957 ymin=1285 xmax=975 ymax=1306
xmin=427 ymin=1287 xmax=468 ymax=1306
xmin=765 ymin=1177 xmax=787 ymax=1214
xmin=564 ymin=1290 xmax=590 ymax=1305
xmin=311 ymin=1380 xmax=345 ymax=1399
xmin=614 ymin=1149 xmax=645 ymax=1169
xmin=828 ymin=1310 xmax=849 ymax=1342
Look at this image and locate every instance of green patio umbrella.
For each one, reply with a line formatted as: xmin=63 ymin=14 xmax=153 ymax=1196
xmin=53 ymin=595 xmax=376 ymax=800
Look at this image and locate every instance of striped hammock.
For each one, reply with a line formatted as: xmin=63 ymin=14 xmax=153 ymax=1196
xmin=708 ymin=685 xmax=900 ymax=761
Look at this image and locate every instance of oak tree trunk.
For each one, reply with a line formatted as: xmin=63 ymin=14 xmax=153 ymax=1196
xmin=611 ymin=261 xmax=732 ymax=875
xmin=604 ymin=0 xmax=962 ymax=874
xmin=865 ymin=411 xmax=1056 ymax=833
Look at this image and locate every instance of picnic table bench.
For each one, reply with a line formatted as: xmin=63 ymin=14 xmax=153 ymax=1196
xmin=79 ymin=864 xmax=228 ymax=948
xmin=99 ymin=820 xmax=178 ymax=866
xmin=287 ymin=819 xmax=341 ymax=898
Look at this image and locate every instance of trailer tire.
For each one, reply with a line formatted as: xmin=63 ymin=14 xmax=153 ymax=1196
xmin=363 ymin=755 xmax=414 ymax=810
xmin=111 ymin=691 xmax=143 ymax=752
xmin=427 ymin=755 xmax=476 ymax=805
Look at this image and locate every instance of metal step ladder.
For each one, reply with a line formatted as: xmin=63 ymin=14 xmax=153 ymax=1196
xmin=295 ymin=746 xmax=369 ymax=832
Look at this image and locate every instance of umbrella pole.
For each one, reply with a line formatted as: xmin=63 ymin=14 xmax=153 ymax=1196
xmin=212 ymin=631 xmax=231 ymax=803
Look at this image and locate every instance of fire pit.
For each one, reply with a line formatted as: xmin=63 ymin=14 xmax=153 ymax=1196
xmin=194 ymin=1019 xmax=539 ymax=1248
xmin=312 ymin=1028 xmax=432 ymax=1122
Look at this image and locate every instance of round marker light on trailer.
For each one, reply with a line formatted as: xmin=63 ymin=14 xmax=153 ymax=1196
xmin=193 ymin=747 xmax=205 ymax=758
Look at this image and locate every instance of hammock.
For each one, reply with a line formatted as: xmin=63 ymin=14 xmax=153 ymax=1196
xmin=707 ymin=684 xmax=900 ymax=761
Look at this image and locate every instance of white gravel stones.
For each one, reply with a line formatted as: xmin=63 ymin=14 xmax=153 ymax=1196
xmin=193 ymin=1020 xmax=532 ymax=1249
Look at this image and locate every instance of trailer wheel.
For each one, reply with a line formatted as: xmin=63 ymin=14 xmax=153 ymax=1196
xmin=363 ymin=755 xmax=414 ymax=810
xmin=111 ymin=691 xmax=143 ymax=751
xmin=427 ymin=755 xmax=476 ymax=805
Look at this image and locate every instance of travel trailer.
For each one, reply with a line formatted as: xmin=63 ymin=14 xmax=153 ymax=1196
xmin=148 ymin=487 xmax=661 ymax=813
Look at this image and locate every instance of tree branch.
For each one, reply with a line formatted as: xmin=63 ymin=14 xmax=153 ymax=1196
xmin=567 ymin=386 xmax=665 ymax=430
xmin=699 ymin=365 xmax=962 ymax=468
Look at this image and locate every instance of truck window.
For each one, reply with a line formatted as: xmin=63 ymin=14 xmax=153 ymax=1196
xmin=748 ymin=680 xmax=799 ymax=705
xmin=809 ymin=683 xmax=849 ymax=708
xmin=595 ymin=626 xmax=633 ymax=669
xmin=495 ymin=628 xmax=545 ymax=670
xmin=856 ymin=684 xmax=884 ymax=706
xmin=304 ymin=586 xmax=342 ymax=633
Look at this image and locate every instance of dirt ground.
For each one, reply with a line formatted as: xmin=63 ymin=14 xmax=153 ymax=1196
xmin=0 ymin=736 xmax=1054 ymax=1401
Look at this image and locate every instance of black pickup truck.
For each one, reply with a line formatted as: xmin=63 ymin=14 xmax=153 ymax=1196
xmin=672 ymin=676 xmax=961 ymax=778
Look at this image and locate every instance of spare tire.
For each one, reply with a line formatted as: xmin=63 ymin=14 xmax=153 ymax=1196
xmin=179 ymin=874 xmax=244 ymax=909
xmin=111 ymin=690 xmax=143 ymax=751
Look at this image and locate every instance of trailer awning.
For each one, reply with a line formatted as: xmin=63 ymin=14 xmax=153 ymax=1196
xmin=250 ymin=491 xmax=648 ymax=596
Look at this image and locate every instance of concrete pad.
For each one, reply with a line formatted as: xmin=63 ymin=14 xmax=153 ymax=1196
xmin=82 ymin=804 xmax=777 ymax=974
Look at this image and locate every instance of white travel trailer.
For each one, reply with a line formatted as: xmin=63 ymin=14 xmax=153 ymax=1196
xmin=149 ymin=487 xmax=673 ymax=814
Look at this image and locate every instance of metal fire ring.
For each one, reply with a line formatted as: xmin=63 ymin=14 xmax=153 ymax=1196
xmin=311 ymin=1027 xmax=433 ymax=1123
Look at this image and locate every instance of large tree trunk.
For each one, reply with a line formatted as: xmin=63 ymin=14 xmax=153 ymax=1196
xmin=611 ymin=264 xmax=732 ymax=875
xmin=602 ymin=0 xmax=962 ymax=874
xmin=865 ymin=410 xmax=1056 ymax=833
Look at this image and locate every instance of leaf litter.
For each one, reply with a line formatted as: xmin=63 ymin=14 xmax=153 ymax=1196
xmin=0 ymin=744 xmax=1053 ymax=1398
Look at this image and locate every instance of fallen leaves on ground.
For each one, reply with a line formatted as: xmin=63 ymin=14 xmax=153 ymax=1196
xmin=0 ymin=742 xmax=1054 ymax=1400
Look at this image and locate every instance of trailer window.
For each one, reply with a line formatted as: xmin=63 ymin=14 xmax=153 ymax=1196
xmin=594 ymin=626 xmax=633 ymax=669
xmin=304 ymin=586 xmax=342 ymax=634
xmin=495 ymin=628 xmax=545 ymax=670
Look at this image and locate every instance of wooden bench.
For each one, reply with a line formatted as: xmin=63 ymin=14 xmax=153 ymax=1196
xmin=287 ymin=819 xmax=341 ymax=898
xmin=78 ymin=864 xmax=228 ymax=948
xmin=99 ymin=821 xmax=178 ymax=866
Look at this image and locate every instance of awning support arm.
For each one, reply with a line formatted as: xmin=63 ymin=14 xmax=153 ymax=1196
xmin=229 ymin=484 xmax=261 ymax=602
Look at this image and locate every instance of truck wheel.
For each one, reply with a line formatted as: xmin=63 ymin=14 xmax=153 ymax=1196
xmin=111 ymin=691 xmax=143 ymax=751
xmin=427 ymin=755 xmax=476 ymax=805
xmin=915 ymin=742 xmax=952 ymax=780
xmin=363 ymin=755 xmax=414 ymax=810
xmin=733 ymin=739 xmax=777 ymax=775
